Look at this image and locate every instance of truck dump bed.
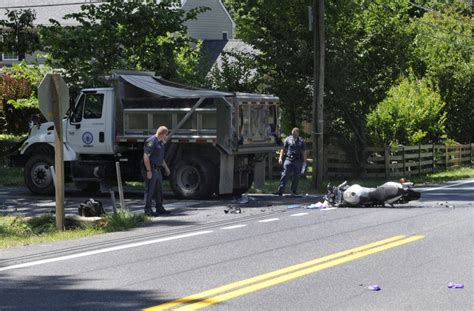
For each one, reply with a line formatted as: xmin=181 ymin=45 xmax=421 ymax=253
xmin=111 ymin=71 xmax=280 ymax=154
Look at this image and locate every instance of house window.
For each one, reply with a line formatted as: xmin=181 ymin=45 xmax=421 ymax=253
xmin=222 ymin=32 xmax=228 ymax=40
xmin=2 ymin=52 xmax=18 ymax=61
xmin=1 ymin=35 xmax=19 ymax=61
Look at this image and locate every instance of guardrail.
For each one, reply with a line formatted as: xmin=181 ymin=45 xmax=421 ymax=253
xmin=266 ymin=143 xmax=474 ymax=179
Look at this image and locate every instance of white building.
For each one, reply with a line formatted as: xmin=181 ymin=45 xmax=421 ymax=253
xmin=0 ymin=0 xmax=236 ymax=65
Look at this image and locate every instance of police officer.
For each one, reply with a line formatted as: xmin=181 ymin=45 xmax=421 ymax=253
xmin=273 ymin=127 xmax=307 ymax=196
xmin=143 ymin=126 xmax=171 ymax=216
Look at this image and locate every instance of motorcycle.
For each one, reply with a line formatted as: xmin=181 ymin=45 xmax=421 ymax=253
xmin=324 ymin=179 xmax=421 ymax=207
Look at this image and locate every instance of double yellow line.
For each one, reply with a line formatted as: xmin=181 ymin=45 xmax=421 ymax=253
xmin=145 ymin=235 xmax=424 ymax=311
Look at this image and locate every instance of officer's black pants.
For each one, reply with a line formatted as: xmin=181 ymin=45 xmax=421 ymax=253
xmin=277 ymin=159 xmax=303 ymax=194
xmin=144 ymin=168 xmax=165 ymax=212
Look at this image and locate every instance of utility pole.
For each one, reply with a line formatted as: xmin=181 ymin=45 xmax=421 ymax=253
xmin=311 ymin=0 xmax=325 ymax=188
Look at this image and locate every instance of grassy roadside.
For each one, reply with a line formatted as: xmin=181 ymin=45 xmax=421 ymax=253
xmin=0 ymin=210 xmax=150 ymax=249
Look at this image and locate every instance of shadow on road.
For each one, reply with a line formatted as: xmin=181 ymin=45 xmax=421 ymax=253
xmin=0 ymin=274 xmax=171 ymax=310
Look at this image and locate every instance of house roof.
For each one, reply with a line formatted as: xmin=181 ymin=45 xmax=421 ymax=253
xmin=201 ymin=39 xmax=258 ymax=74
xmin=0 ymin=0 xmax=94 ymax=26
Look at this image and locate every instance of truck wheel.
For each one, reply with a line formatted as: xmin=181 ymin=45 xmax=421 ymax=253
xmin=24 ymin=154 xmax=55 ymax=195
xmin=170 ymin=158 xmax=216 ymax=199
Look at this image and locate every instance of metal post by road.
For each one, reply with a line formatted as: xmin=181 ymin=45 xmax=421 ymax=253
xmin=116 ymin=162 xmax=126 ymax=209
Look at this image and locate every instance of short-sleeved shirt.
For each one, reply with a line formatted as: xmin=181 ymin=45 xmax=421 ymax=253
xmin=284 ymin=136 xmax=305 ymax=161
xmin=144 ymin=135 xmax=164 ymax=167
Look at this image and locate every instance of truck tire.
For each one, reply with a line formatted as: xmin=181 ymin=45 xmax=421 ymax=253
xmin=170 ymin=157 xmax=216 ymax=199
xmin=24 ymin=154 xmax=55 ymax=195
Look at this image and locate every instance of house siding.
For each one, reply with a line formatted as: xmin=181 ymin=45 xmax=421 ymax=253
xmin=182 ymin=0 xmax=234 ymax=40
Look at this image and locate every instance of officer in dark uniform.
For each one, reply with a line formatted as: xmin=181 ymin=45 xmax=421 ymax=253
xmin=143 ymin=126 xmax=171 ymax=216
xmin=273 ymin=127 xmax=307 ymax=196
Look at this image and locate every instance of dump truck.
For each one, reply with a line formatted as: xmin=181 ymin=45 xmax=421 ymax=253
xmin=11 ymin=71 xmax=280 ymax=199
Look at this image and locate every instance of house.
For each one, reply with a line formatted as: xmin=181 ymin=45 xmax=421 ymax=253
xmin=0 ymin=0 xmax=88 ymax=65
xmin=181 ymin=0 xmax=235 ymax=40
xmin=1 ymin=0 xmax=237 ymax=66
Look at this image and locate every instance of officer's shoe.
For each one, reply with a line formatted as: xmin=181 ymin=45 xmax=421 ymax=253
xmin=156 ymin=209 xmax=171 ymax=215
xmin=291 ymin=192 xmax=300 ymax=196
xmin=272 ymin=191 xmax=283 ymax=196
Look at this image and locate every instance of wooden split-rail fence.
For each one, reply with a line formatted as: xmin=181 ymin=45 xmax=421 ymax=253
xmin=266 ymin=143 xmax=474 ymax=179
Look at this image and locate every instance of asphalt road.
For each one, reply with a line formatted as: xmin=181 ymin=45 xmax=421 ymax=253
xmin=0 ymin=179 xmax=473 ymax=310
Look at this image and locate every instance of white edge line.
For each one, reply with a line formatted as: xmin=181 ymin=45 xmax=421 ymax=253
xmin=220 ymin=224 xmax=247 ymax=230
xmin=290 ymin=213 xmax=309 ymax=217
xmin=259 ymin=218 xmax=279 ymax=223
xmin=321 ymin=207 xmax=338 ymax=211
xmin=0 ymin=230 xmax=213 ymax=272
xmin=418 ymin=179 xmax=474 ymax=193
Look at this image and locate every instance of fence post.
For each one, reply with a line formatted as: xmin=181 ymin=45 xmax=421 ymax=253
xmin=384 ymin=145 xmax=390 ymax=179
xmin=402 ymin=145 xmax=406 ymax=175
xmin=432 ymin=144 xmax=435 ymax=173
xmin=469 ymin=143 xmax=474 ymax=165
xmin=418 ymin=143 xmax=422 ymax=175
xmin=459 ymin=144 xmax=462 ymax=167
xmin=445 ymin=144 xmax=449 ymax=169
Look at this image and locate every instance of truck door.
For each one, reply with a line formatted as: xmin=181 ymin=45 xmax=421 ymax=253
xmin=66 ymin=91 xmax=109 ymax=154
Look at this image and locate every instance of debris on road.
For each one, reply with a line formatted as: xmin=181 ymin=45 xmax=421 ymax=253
xmin=287 ymin=204 xmax=300 ymax=209
xmin=447 ymin=282 xmax=464 ymax=289
xmin=239 ymin=194 xmax=257 ymax=204
xmin=224 ymin=206 xmax=242 ymax=214
xmin=306 ymin=201 xmax=329 ymax=209
xmin=368 ymin=284 xmax=381 ymax=291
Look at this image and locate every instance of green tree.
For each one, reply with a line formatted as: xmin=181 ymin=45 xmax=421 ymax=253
xmin=410 ymin=4 xmax=474 ymax=143
xmin=0 ymin=9 xmax=40 ymax=59
xmin=224 ymin=0 xmax=414 ymax=146
xmin=223 ymin=0 xmax=314 ymax=131
xmin=367 ymin=74 xmax=447 ymax=146
xmin=39 ymin=1 xmax=207 ymax=90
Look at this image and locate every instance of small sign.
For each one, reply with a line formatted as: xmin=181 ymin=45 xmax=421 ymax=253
xmin=38 ymin=74 xmax=69 ymax=122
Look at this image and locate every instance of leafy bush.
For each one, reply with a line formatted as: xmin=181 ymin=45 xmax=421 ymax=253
xmin=367 ymin=74 xmax=448 ymax=146
xmin=0 ymin=61 xmax=51 ymax=134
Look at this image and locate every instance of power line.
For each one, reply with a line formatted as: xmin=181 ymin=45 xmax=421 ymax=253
xmin=416 ymin=18 xmax=473 ymax=40
xmin=416 ymin=29 xmax=474 ymax=49
xmin=373 ymin=2 xmax=473 ymax=40
xmin=369 ymin=2 xmax=474 ymax=48
xmin=407 ymin=1 xmax=472 ymax=27
xmin=0 ymin=1 xmax=104 ymax=10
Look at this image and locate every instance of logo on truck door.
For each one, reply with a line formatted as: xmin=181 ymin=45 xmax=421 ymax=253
xmin=82 ymin=131 xmax=94 ymax=145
